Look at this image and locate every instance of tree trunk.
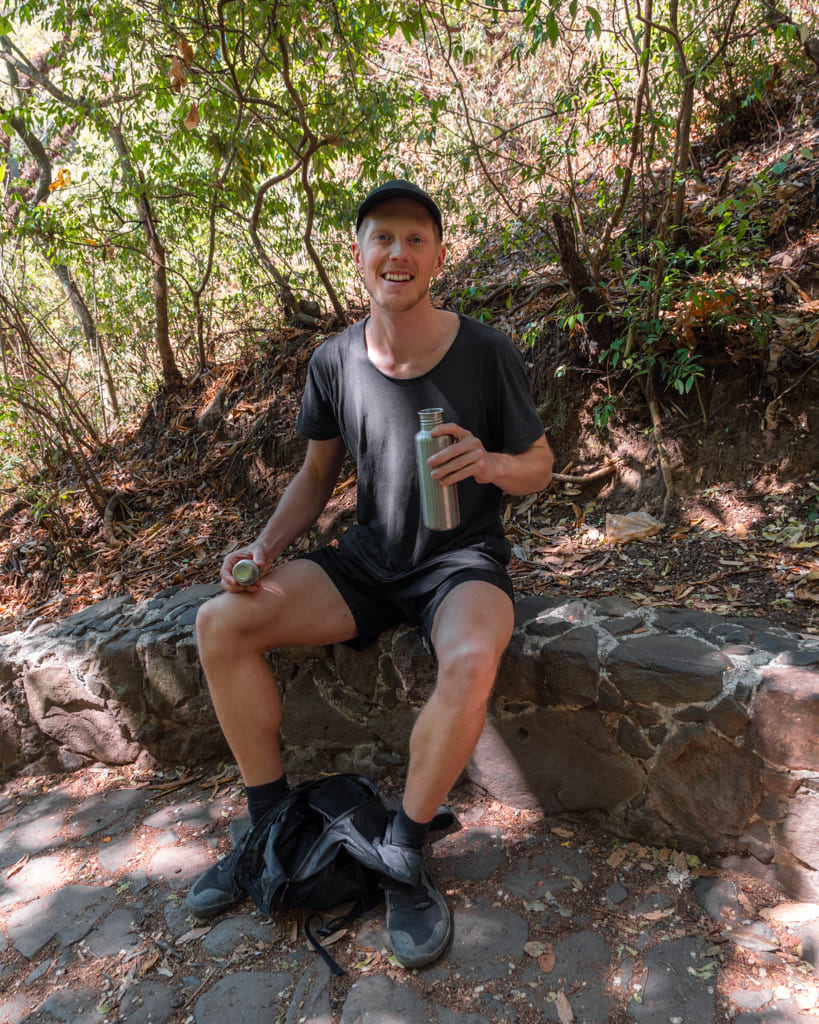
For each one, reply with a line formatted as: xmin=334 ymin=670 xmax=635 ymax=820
xmin=140 ymin=198 xmax=181 ymax=391
xmin=94 ymin=325 xmax=119 ymax=431
xmin=109 ymin=125 xmax=183 ymax=391
xmin=300 ymin=156 xmax=345 ymax=323
xmin=672 ymin=74 xmax=696 ymax=230
xmin=52 ymin=263 xmax=120 ymax=426
xmin=552 ymin=210 xmax=612 ymax=351
xmin=249 ymin=177 xmax=302 ymax=321
xmin=4 ymin=78 xmax=120 ymax=430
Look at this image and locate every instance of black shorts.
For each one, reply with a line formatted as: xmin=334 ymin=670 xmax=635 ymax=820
xmin=301 ymin=539 xmax=514 ymax=650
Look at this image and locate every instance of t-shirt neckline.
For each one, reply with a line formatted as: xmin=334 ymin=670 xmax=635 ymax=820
xmin=360 ymin=313 xmax=464 ymax=384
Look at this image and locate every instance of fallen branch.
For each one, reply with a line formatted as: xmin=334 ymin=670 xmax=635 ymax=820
xmin=693 ymin=566 xmax=769 ymax=587
xmin=553 ymin=459 xmax=619 ymax=484
xmin=177 ymin=967 xmax=216 ymax=1012
xmin=149 ymin=774 xmax=199 ymax=799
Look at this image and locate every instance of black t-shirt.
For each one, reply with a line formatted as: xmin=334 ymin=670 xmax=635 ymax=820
xmin=296 ymin=313 xmax=545 ymax=573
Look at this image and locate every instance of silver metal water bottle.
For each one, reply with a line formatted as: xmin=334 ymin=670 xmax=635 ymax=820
xmin=232 ymin=559 xmax=260 ymax=586
xmin=415 ymin=408 xmax=460 ymax=531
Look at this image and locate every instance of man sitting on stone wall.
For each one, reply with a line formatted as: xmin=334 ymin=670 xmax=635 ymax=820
xmin=186 ymin=179 xmax=553 ymax=968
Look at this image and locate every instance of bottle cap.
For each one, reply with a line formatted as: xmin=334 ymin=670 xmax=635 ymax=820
xmin=232 ymin=559 xmax=260 ymax=586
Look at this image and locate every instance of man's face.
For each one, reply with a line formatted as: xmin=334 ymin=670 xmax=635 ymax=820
xmin=352 ymin=198 xmax=445 ymax=315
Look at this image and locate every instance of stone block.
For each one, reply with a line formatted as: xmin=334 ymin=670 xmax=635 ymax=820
xmin=606 ymin=634 xmax=730 ymax=705
xmin=368 ymin=704 xmax=417 ymax=756
xmin=332 ymin=641 xmax=382 ymax=705
xmin=513 ymin=593 xmax=565 ymax=626
xmin=653 ymin=608 xmax=719 ymax=634
xmin=136 ymin=631 xmax=203 ymax=717
xmin=538 ymin=625 xmax=600 ymax=706
xmin=768 ymin=847 xmax=819 ymax=903
xmin=92 ymin=635 xmax=146 ymax=708
xmin=750 ymin=664 xmax=819 ymax=770
xmin=708 ymin=694 xmax=751 ymax=736
xmin=763 ymin=768 xmax=802 ymax=797
xmin=468 ymin=709 xmax=644 ymax=812
xmin=738 ymin=819 xmax=775 ymax=863
xmin=774 ymin=788 xmax=819 ymax=872
xmin=0 ymin=701 xmax=22 ymax=775
xmin=595 ymin=596 xmax=640 ymax=617
xmin=646 ymin=725 xmax=763 ymax=854
xmin=616 ymin=716 xmax=655 ymax=760
xmin=494 ymin=634 xmax=543 ymax=704
xmin=53 ymin=595 xmax=135 ymax=633
xmin=23 ymin=657 xmax=140 ymax=766
xmin=390 ymin=627 xmax=436 ymax=702
xmin=525 ymin=616 xmax=572 ymax=638
xmin=281 ymin=669 xmax=371 ymax=753
xmin=601 ymin=614 xmax=644 ymax=637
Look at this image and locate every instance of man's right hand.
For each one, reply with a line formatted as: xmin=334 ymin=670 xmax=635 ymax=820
xmin=220 ymin=544 xmax=271 ymax=593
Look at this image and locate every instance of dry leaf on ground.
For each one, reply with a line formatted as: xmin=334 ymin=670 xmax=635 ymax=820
xmin=556 ymin=990 xmax=575 ymax=1023
xmin=539 ymin=946 xmax=556 ymax=974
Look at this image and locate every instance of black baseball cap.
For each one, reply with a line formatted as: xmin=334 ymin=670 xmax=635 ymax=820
xmin=355 ymin=179 xmax=443 ymax=237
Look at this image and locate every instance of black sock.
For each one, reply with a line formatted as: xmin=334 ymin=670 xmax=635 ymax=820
xmin=391 ymin=805 xmax=430 ymax=849
xmin=245 ymin=775 xmax=289 ymax=826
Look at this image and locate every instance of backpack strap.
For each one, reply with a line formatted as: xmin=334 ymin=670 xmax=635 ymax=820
xmin=304 ymin=891 xmax=380 ymax=976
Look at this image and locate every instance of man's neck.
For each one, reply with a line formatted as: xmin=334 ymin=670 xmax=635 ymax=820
xmin=365 ymin=305 xmax=460 ymax=379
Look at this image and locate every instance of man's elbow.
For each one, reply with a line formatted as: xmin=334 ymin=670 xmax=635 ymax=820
xmin=535 ymin=438 xmax=554 ymax=491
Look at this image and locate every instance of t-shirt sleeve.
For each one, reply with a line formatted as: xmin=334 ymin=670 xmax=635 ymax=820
xmin=491 ymin=335 xmax=545 ymax=454
xmin=296 ymin=348 xmax=342 ymax=440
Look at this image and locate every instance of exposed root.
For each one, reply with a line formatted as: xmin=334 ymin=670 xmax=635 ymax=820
xmin=553 ymin=459 xmax=620 ymax=485
xmin=103 ymin=490 xmax=129 ymax=548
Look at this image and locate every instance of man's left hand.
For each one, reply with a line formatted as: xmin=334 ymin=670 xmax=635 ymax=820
xmin=427 ymin=423 xmax=497 ymax=487
xmin=428 ymin=426 xmax=554 ymax=496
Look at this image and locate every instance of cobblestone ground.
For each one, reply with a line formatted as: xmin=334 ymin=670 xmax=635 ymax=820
xmin=0 ymin=765 xmax=817 ymax=1024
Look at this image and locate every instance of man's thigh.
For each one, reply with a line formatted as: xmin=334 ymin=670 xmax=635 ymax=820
xmin=429 ymin=580 xmax=514 ymax=668
xmin=207 ymin=558 xmax=358 ymax=650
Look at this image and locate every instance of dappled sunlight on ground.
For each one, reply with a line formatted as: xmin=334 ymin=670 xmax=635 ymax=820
xmin=0 ymin=764 xmax=816 ymax=1022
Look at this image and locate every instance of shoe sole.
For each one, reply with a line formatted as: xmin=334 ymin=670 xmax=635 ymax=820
xmin=185 ymin=889 xmax=245 ymax=919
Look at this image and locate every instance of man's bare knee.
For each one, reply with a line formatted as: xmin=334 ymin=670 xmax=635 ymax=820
xmin=435 ymin=642 xmax=501 ymax=705
xmin=197 ymin=594 xmax=237 ymax=644
xmin=196 ymin=592 xmax=268 ymax=659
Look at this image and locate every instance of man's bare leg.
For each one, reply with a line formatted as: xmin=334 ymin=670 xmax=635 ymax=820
xmin=380 ymin=580 xmax=513 ymax=968
xmin=403 ymin=580 xmax=514 ymax=823
xmin=195 ymin=559 xmax=358 ymax=786
xmin=187 ymin=559 xmax=357 ymax=919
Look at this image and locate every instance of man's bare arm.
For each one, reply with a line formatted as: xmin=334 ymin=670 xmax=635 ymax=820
xmin=256 ymin=437 xmax=346 ymax=561
xmin=221 ymin=437 xmax=346 ymax=590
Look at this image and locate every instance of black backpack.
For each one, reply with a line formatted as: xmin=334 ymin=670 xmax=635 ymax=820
xmin=232 ymin=773 xmax=451 ymax=973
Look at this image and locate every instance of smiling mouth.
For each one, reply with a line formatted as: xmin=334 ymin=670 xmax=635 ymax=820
xmin=383 ymin=273 xmax=413 ymax=282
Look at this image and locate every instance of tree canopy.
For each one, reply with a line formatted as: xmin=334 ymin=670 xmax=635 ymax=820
xmin=1 ymin=0 xmax=817 ymax=518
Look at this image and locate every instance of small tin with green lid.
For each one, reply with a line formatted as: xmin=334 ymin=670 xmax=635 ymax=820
xmin=232 ymin=559 xmax=260 ymax=586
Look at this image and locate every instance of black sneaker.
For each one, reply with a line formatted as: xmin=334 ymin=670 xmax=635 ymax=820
xmin=381 ymin=845 xmax=452 ymax=968
xmin=185 ymin=844 xmax=245 ymax=919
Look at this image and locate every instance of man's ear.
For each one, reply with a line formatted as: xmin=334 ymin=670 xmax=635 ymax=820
xmin=351 ymin=238 xmax=363 ymax=272
xmin=432 ymin=243 xmax=446 ymax=277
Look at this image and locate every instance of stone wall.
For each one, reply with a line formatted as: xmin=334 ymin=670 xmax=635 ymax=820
xmin=0 ymin=585 xmax=817 ymax=901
